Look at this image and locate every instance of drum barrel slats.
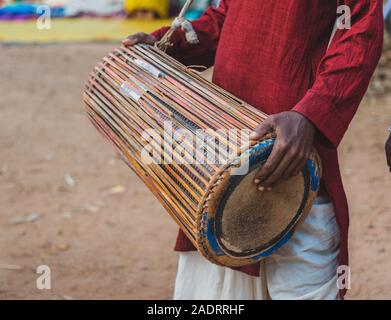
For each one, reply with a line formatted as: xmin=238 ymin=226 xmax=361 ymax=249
xmin=149 ymin=167 xmax=198 ymax=219
xmin=164 ymin=77 xmax=248 ymax=131
xmin=139 ymin=173 xmax=199 ymax=238
xmin=135 ymin=167 xmax=199 ymax=234
xmin=161 ymin=165 xmax=199 ymax=207
xmin=149 ymin=93 xmax=236 ymax=166
xmin=85 ymin=103 xmax=158 ymax=186
xmin=87 ymin=76 xmax=151 ymax=148
xmin=92 ymin=100 xmax=202 ymax=210
xmin=88 ymin=72 xmax=209 ymax=208
xmin=120 ymin=48 xmax=259 ymax=154
xmin=86 ymin=105 xmax=200 ymax=242
xmin=96 ymin=60 xmax=221 ymax=178
xmin=83 ymin=44 xmax=271 ymax=254
xmin=118 ymin=47 xmax=245 ymax=129
xmin=84 ymin=89 xmax=142 ymax=155
xmin=87 ymin=94 xmax=200 ymax=225
xmin=123 ymin=47 xmax=248 ymax=129
xmin=85 ymin=104 xmax=126 ymax=151
xmin=140 ymin=100 xmax=215 ymax=180
xmin=109 ymin=51 xmax=243 ymax=152
xmin=115 ymin=52 xmax=247 ymax=133
xmin=146 ymin=44 xmax=268 ymax=123
xmin=127 ymin=45 xmax=265 ymax=128
xmin=139 ymin=100 xmax=214 ymax=188
xmin=112 ymin=49 xmax=248 ymax=164
xmin=146 ymin=167 xmax=201 ymax=229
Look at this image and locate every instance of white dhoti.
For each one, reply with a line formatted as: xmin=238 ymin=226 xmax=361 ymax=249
xmin=173 ymin=200 xmax=340 ymax=300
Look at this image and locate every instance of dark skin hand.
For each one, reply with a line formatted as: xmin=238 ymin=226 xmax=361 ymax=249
xmin=122 ymin=32 xmax=157 ymax=47
xmin=386 ymin=131 xmax=391 ymax=172
xmin=250 ymin=111 xmax=316 ymax=190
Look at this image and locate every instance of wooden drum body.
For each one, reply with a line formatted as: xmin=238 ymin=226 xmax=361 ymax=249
xmin=83 ymin=44 xmax=322 ymax=267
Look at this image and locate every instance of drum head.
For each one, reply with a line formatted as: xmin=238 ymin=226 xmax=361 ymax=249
xmin=204 ymin=137 xmax=318 ymax=261
xmin=215 ymin=163 xmax=307 ymax=257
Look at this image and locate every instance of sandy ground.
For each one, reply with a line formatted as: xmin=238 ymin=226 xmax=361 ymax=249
xmin=0 ymin=43 xmax=390 ymax=300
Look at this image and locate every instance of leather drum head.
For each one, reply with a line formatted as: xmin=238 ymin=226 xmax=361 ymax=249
xmin=215 ymin=164 xmax=307 ymax=257
xmin=198 ymin=138 xmax=320 ymax=266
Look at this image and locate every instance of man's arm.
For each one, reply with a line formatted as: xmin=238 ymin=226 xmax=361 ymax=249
xmin=292 ymin=0 xmax=384 ymax=147
xmin=252 ymin=0 xmax=384 ymax=189
xmin=124 ymin=0 xmax=230 ymax=67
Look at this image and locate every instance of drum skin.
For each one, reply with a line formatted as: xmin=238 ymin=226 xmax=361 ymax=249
xmin=198 ymin=138 xmax=321 ymax=267
xmin=83 ymin=44 xmax=322 ymax=267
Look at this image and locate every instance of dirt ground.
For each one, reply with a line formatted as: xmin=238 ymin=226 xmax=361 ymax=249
xmin=0 ymin=43 xmax=390 ymax=300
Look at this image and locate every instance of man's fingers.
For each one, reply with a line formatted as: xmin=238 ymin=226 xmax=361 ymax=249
xmin=249 ymin=120 xmax=273 ymax=141
xmin=281 ymin=148 xmax=308 ymax=181
xmin=280 ymin=156 xmax=302 ymax=182
xmin=293 ymin=152 xmax=310 ymax=178
xmin=251 ymin=111 xmax=316 ymax=188
xmin=255 ymin=144 xmax=309 ymax=189
xmin=144 ymin=34 xmax=158 ymax=45
xmin=122 ymin=33 xmax=156 ymax=47
xmin=291 ymin=161 xmax=305 ymax=179
xmin=122 ymin=39 xmax=135 ymax=46
xmin=122 ymin=35 xmax=140 ymax=46
xmin=254 ymin=139 xmax=287 ymax=185
xmin=258 ymin=151 xmax=292 ymax=188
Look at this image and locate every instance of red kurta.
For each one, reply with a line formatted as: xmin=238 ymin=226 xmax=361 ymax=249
xmin=152 ymin=0 xmax=384 ymax=298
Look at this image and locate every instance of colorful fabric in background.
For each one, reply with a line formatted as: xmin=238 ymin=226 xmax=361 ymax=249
xmin=0 ymin=2 xmax=65 ymax=20
xmin=0 ymin=0 xmax=221 ymax=20
xmin=0 ymin=0 xmax=125 ymax=20
xmin=0 ymin=1 xmax=219 ymax=42
xmin=64 ymin=0 xmax=124 ymax=17
xmin=124 ymin=0 xmax=169 ymax=18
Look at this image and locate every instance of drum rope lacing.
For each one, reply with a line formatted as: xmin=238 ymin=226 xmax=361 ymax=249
xmin=155 ymin=0 xmax=199 ymax=51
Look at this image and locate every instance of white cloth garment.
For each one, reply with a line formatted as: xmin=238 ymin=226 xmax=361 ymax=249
xmin=173 ymin=201 xmax=340 ymax=300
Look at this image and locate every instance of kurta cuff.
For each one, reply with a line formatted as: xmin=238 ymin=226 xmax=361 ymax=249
xmin=293 ymin=90 xmax=347 ymax=148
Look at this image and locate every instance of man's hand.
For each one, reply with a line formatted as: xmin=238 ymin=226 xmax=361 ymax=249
xmin=250 ymin=111 xmax=316 ymax=190
xmin=122 ymin=32 xmax=157 ymax=47
xmin=386 ymin=129 xmax=391 ymax=172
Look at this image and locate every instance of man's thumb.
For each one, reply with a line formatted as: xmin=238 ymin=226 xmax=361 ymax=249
xmin=249 ymin=121 xmax=273 ymax=141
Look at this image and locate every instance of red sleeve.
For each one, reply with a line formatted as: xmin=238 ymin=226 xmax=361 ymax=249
xmin=151 ymin=0 xmax=230 ymax=67
xmin=293 ymin=0 xmax=384 ymax=147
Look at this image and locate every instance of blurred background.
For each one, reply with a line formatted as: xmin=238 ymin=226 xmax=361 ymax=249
xmin=0 ymin=0 xmax=391 ymax=300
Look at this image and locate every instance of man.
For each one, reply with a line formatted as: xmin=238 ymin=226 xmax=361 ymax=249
xmin=124 ymin=1 xmax=384 ymax=299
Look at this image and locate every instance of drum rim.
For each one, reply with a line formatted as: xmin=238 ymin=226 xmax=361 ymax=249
xmin=197 ymin=138 xmax=321 ymax=266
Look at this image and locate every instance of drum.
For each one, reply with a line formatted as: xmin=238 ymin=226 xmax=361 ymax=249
xmin=82 ymin=44 xmax=322 ymax=267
